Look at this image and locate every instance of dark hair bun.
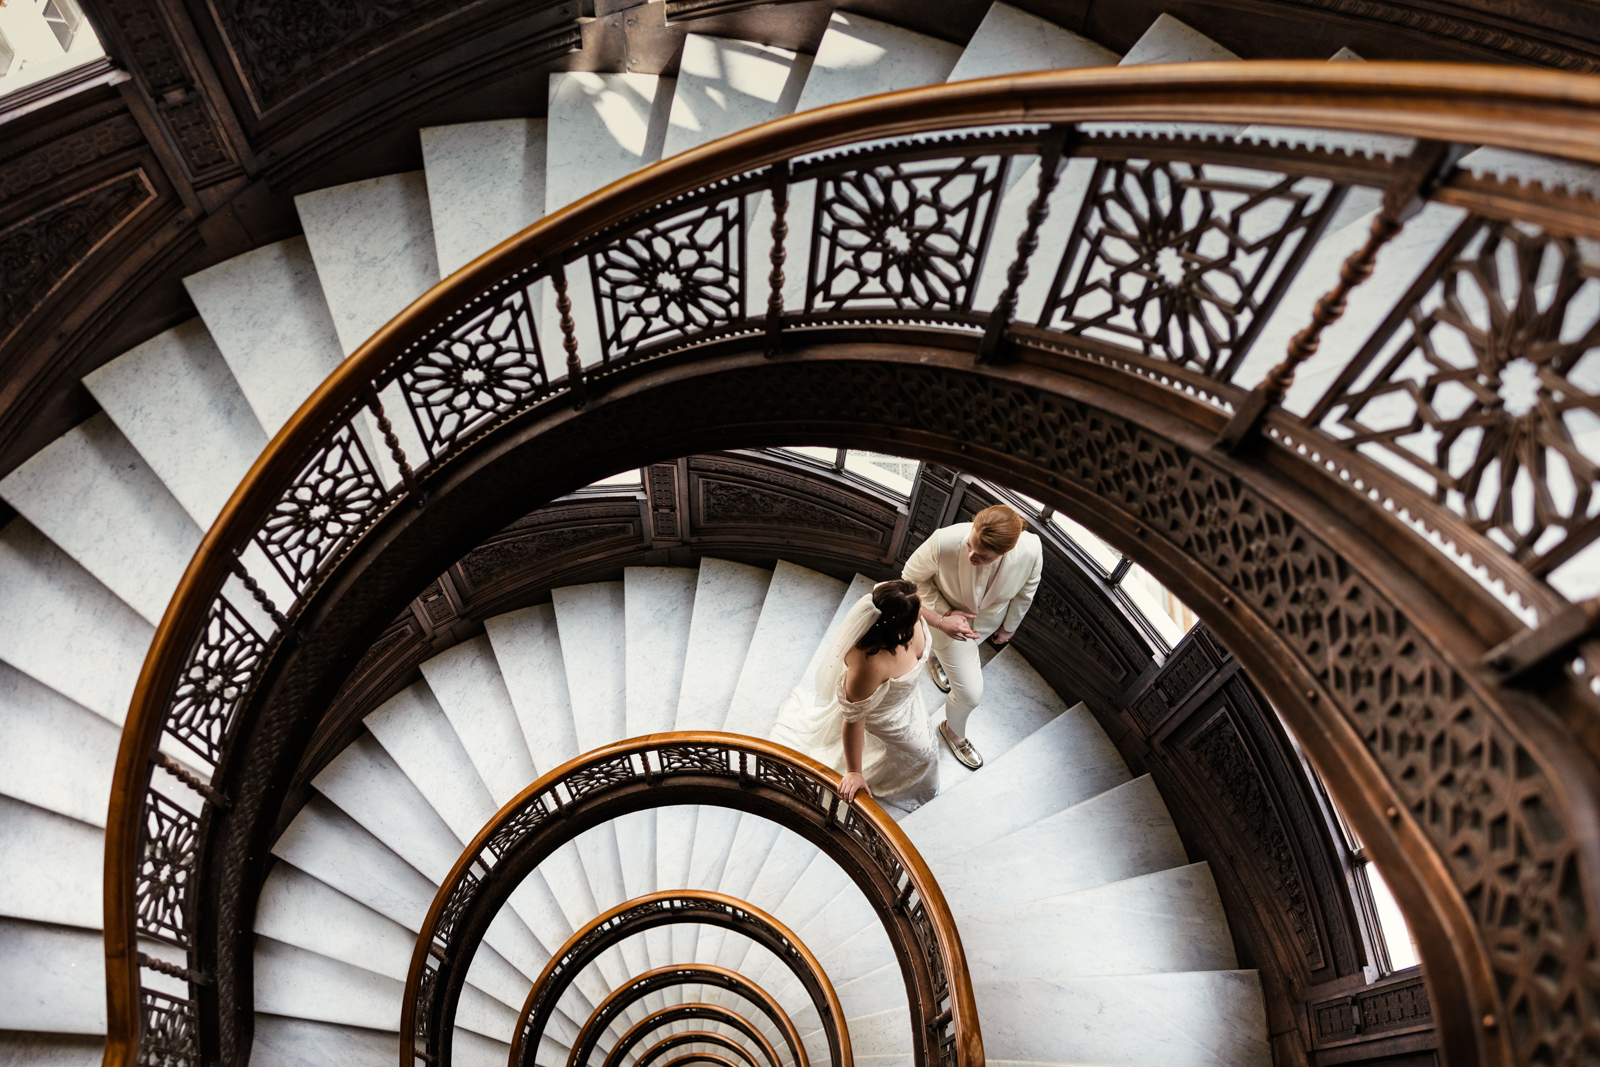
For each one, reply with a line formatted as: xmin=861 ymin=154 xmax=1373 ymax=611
xmin=857 ymin=580 xmax=921 ymax=656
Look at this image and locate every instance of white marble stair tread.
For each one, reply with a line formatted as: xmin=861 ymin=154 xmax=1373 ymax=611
xmin=0 ymin=661 xmax=120 ymax=827
xmin=932 ymin=774 xmax=1185 ymax=915
xmin=422 ymin=119 xmax=548 ymax=277
xmin=0 ymin=1032 xmax=102 ymax=1066
xmin=0 ymin=918 xmax=105 ymax=1032
xmin=662 ymin=35 xmax=811 ymax=159
xmin=674 ymin=558 xmax=772 ymax=731
xmin=296 ymin=172 xmax=441 ymax=358
xmin=815 ymin=919 xmax=899 ymax=996
xmin=80 ymin=318 xmax=268 ymax=528
xmin=553 ymin=581 xmax=628 ymax=752
xmin=713 ymin=814 xmax=784 ymax=904
xmin=419 ymin=636 xmax=537 ymax=805
xmin=959 ymin=863 xmax=1235 ymax=980
xmin=1458 ymin=144 xmax=1600 ymax=200
xmin=546 ymin=72 xmax=674 ymax=214
xmin=624 ymin=566 xmax=699 ymax=737
xmin=251 ymin=1015 xmax=395 ymax=1067
xmin=834 ymin=1006 xmax=912 ymax=1057
xmin=253 ymin=936 xmax=518 ymax=1040
xmin=184 ymin=237 xmax=345 ymax=437
xmin=723 ymin=561 xmax=846 ymax=736
xmin=930 ymin=645 xmax=1076 ymax=793
xmin=947 ymin=2 xmax=1117 ymax=82
xmin=650 ymin=803 xmax=698 ymax=967
xmin=974 ymin=971 xmax=1270 ymax=1067
xmin=0 ymin=413 xmax=201 ymax=626
xmin=485 ymin=603 xmax=581 ymax=773
xmin=0 ymin=797 xmax=101 ymax=930
xmin=0 ymin=518 xmax=153 ymax=725
xmin=902 ymin=701 xmax=1129 ymax=865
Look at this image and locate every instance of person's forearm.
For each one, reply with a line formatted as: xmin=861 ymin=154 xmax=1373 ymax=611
xmin=919 ymin=605 xmax=944 ymax=626
xmin=843 ymin=719 xmax=866 ymax=775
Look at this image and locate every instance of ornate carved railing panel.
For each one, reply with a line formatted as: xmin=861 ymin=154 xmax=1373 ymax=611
xmin=566 ymin=964 xmax=807 ymax=1067
xmin=102 ymin=65 xmax=1600 ymax=1067
xmin=400 ymin=734 xmax=975 ymax=1067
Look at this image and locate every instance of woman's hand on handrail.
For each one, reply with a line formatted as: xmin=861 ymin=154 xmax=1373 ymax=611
xmin=837 ymin=771 xmax=871 ymax=805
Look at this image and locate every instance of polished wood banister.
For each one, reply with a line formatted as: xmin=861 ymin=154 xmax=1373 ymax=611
xmin=655 ymin=1055 xmax=743 ymax=1067
xmin=566 ymin=965 xmax=807 ymax=1067
xmin=497 ymin=889 xmax=848 ymax=1067
xmin=633 ymin=1033 xmax=763 ymax=1067
xmin=604 ymin=1008 xmax=780 ymax=1067
xmin=102 ymin=61 xmax=1600 ymax=1067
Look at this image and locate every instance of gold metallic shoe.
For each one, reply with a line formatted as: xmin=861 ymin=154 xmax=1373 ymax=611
xmin=939 ymin=721 xmax=983 ymax=769
xmin=927 ymin=655 xmax=952 ymax=693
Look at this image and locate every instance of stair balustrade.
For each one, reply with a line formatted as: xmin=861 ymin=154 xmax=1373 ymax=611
xmin=602 ymin=1008 xmax=779 ymax=1067
xmin=101 ymin=63 xmax=1600 ymax=1067
xmin=567 ymin=964 xmax=807 ymax=1067
xmin=402 ymin=733 xmax=976 ymax=1067
xmin=630 ymin=1032 xmax=764 ymax=1067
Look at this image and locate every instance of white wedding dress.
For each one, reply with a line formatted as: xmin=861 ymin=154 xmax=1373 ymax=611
xmin=770 ymin=595 xmax=940 ymax=810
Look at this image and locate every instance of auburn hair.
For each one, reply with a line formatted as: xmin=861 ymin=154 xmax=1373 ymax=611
xmin=972 ymin=504 xmax=1025 ymax=553
xmin=856 ymin=579 xmax=921 ymax=657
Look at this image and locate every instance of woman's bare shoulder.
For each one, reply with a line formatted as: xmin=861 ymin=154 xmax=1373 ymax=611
xmin=843 ymin=650 xmax=890 ymax=702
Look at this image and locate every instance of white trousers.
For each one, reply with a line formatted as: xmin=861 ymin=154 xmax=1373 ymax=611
xmin=929 ymin=627 xmax=986 ymax=737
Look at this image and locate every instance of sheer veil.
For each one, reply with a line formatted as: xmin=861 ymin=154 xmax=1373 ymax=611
xmin=812 ymin=593 xmax=882 ymax=703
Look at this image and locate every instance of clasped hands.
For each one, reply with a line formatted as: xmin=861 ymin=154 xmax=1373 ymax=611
xmin=934 ymin=610 xmax=1014 ymax=646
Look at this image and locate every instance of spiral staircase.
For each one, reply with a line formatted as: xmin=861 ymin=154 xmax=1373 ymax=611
xmin=6 ymin=1 xmax=1600 ymax=1064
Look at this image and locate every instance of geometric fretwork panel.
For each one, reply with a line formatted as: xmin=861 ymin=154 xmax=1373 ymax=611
xmin=135 ymin=793 xmax=198 ymax=946
xmin=255 ymin=423 xmax=386 ymax=595
xmin=717 ymin=360 xmax=1594 ymax=1062
xmin=402 ymin=284 xmax=548 ymax=457
xmin=1041 ymin=159 xmax=1338 ymax=378
xmin=591 ymin=196 xmax=744 ymax=360
xmin=166 ymin=600 xmax=265 ymax=767
xmin=1314 ymin=217 xmax=1600 ymax=575
xmin=808 ymin=154 xmax=1006 ymax=315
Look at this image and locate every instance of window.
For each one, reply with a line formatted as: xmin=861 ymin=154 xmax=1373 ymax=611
xmin=588 ymin=469 xmax=643 ymax=488
xmin=41 ymin=0 xmax=83 ymax=52
xmin=844 ymin=451 xmax=918 ymax=495
xmin=1049 ymin=511 xmax=1121 ymax=573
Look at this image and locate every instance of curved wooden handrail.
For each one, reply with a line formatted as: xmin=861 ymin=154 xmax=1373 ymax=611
xmin=606 ymin=1009 xmax=779 ymax=1067
xmin=633 ymin=1033 xmax=763 ymax=1067
xmin=501 ymin=890 xmax=846 ymax=1067
xmin=103 ymin=60 xmax=1600 ymax=1067
xmin=567 ymin=965 xmax=806 ymax=1067
xmin=657 ymin=1055 xmax=743 ymax=1067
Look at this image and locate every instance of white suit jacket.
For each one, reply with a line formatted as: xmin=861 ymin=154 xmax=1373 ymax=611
xmin=902 ymin=522 xmax=1044 ymax=636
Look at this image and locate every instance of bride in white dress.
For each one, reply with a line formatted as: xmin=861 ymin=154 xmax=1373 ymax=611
xmin=771 ymin=580 xmax=939 ymax=809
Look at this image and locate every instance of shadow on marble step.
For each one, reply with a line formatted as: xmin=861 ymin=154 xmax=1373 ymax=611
xmin=0 ymin=659 xmax=120 ymax=828
xmin=975 ymin=971 xmax=1270 ymax=1067
xmin=0 ymin=794 xmax=103 ymax=930
xmin=0 ymin=918 xmax=104 ymax=1033
xmin=252 ymin=1014 xmax=396 ymax=1067
xmin=958 ymin=862 xmax=1237 ymax=980
xmin=483 ymin=603 xmax=580 ymax=774
xmin=933 ymin=775 xmax=1185 ymax=916
xmin=925 ymin=641 xmax=1044 ymax=794
xmin=0 ymin=1030 xmax=102 ymax=1067
xmin=546 ymin=72 xmax=674 ymax=214
xmin=724 ymin=561 xmax=847 ymax=737
xmin=902 ymin=701 xmax=1129 ymax=866
xmin=946 ymin=1 xmax=1117 ymax=83
xmin=663 ymin=35 xmax=811 ymax=160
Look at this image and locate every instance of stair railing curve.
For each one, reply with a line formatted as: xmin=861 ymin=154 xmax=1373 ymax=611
xmin=568 ymin=965 xmax=806 ymax=1067
xmin=492 ymin=888 xmax=848 ymax=1067
xmin=632 ymin=1032 xmax=765 ymax=1067
xmin=604 ymin=1008 xmax=780 ymax=1067
xmin=657 ymin=1055 xmax=742 ymax=1067
xmin=102 ymin=62 xmax=1600 ymax=1067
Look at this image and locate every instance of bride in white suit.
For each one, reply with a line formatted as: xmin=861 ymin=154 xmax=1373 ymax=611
xmin=770 ymin=580 xmax=939 ymax=809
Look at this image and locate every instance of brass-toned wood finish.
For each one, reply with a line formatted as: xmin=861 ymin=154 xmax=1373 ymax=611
xmin=604 ymin=1010 xmax=778 ymax=1067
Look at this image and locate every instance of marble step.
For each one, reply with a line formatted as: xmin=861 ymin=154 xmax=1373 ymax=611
xmin=959 ymin=863 xmax=1236 ymax=980
xmin=902 ymin=700 xmax=1130 ymax=865
xmin=624 ymin=566 xmax=698 ymax=738
xmin=184 ymin=236 xmax=346 ymax=438
xmin=253 ymin=1014 xmax=535 ymax=1067
xmin=0 ymin=413 xmax=201 ymax=627
xmin=662 ymin=34 xmax=811 ymax=160
xmin=674 ymin=559 xmax=772 ymax=732
xmin=0 ymin=518 xmax=153 ymax=726
xmin=484 ymin=603 xmax=582 ymax=774
xmin=0 ymin=656 xmax=121 ymax=828
xmin=546 ymin=73 xmax=675 ymax=216
xmin=932 ymin=774 xmax=1186 ymax=916
xmin=80 ymin=318 xmax=268 ymax=530
xmin=974 ymin=971 xmax=1270 ymax=1066
xmin=0 ymin=1031 xmax=102 ymax=1066
xmin=0 ymin=918 xmax=105 ymax=1033
xmin=947 ymin=2 xmax=1117 ymax=83
xmin=931 ymin=645 xmax=1079 ymax=795
xmin=0 ymin=796 xmax=101 ymax=936
xmin=422 ymin=119 xmax=548 ymax=278
xmin=723 ymin=561 xmax=847 ymax=737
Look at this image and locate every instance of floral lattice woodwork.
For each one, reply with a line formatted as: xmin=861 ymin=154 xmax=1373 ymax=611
xmin=256 ymin=424 xmax=387 ymax=594
xmin=135 ymin=794 xmax=199 ymax=945
xmin=807 ymin=154 xmax=1006 ymax=315
xmin=165 ymin=600 xmax=265 ymax=767
xmin=1310 ymin=217 xmax=1600 ymax=574
xmin=590 ymin=197 xmax=744 ymax=360
xmin=1041 ymin=158 xmax=1340 ymax=377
